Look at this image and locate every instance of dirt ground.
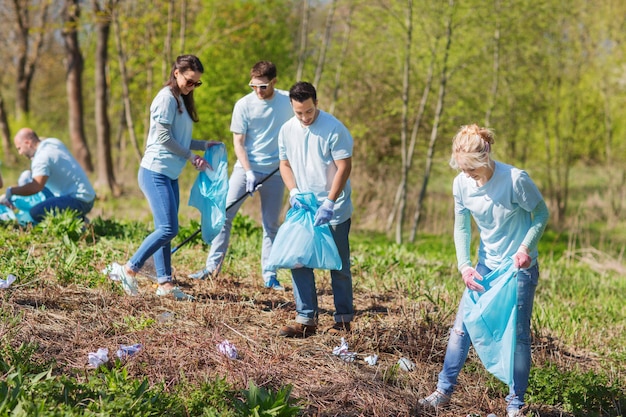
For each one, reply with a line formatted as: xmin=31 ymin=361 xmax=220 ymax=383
xmin=2 ymin=267 xmax=585 ymax=417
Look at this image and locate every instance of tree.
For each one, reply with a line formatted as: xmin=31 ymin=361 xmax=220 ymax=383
xmin=62 ymin=0 xmax=93 ymax=173
xmin=92 ymin=0 xmax=118 ymax=193
xmin=8 ymin=0 xmax=50 ymax=122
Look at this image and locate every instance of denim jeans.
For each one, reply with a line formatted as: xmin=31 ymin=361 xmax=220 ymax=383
xmin=291 ymin=219 xmax=353 ymax=326
xmin=128 ymin=168 xmax=179 ymax=284
xmin=436 ymin=262 xmax=539 ymax=411
xmin=205 ymin=165 xmax=284 ymax=285
xmin=30 ymin=194 xmax=94 ymax=224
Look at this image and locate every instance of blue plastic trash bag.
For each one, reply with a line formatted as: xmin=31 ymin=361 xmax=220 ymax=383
xmin=0 ymin=204 xmax=16 ymax=222
xmin=12 ymin=192 xmax=49 ymax=225
xmin=188 ymin=143 xmax=229 ymax=243
xmin=462 ymin=258 xmax=517 ymax=386
xmin=265 ymin=192 xmax=342 ymax=272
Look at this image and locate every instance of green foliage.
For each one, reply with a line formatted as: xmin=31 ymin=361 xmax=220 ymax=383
xmin=528 ymin=363 xmax=626 ymax=416
xmin=234 ymin=380 xmax=300 ymax=417
xmin=34 ymin=209 xmax=86 ymax=243
xmin=91 ymin=216 xmax=151 ymax=241
xmin=184 ymin=376 xmax=237 ymax=417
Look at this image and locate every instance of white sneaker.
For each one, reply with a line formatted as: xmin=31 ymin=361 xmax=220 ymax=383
xmin=106 ymin=262 xmax=138 ymax=296
xmin=418 ymin=390 xmax=451 ymax=408
xmin=507 ymin=409 xmax=524 ymax=417
xmin=156 ymin=285 xmax=194 ymax=301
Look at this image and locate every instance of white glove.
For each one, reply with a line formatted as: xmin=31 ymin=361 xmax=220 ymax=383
xmin=245 ymin=170 xmax=256 ymax=193
xmin=461 ymin=265 xmax=484 ymax=292
xmin=289 ymin=188 xmax=302 ymax=208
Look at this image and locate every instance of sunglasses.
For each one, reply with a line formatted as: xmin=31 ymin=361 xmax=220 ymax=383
xmin=182 ymin=74 xmax=202 ymax=88
xmin=249 ymin=82 xmax=271 ymax=90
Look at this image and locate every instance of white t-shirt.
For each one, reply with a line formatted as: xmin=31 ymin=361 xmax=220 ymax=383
xmin=31 ymin=138 xmax=95 ymax=202
xmin=142 ymin=87 xmax=193 ymax=179
xmin=230 ymin=89 xmax=293 ymax=173
xmin=453 ymin=161 xmax=544 ymax=270
xmin=278 ymin=110 xmax=353 ymax=224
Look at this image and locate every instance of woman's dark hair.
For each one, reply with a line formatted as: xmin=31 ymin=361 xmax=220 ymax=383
xmin=166 ymin=54 xmax=204 ymax=122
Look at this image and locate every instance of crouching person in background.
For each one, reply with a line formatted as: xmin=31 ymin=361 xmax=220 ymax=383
xmin=0 ymin=128 xmax=95 ymax=224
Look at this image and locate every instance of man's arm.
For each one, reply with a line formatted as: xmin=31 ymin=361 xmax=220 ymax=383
xmin=9 ymin=175 xmax=47 ymax=197
xmin=327 ymin=157 xmax=352 ymax=201
xmin=233 ymin=133 xmax=251 ymax=171
xmin=279 ymin=159 xmax=297 ymax=192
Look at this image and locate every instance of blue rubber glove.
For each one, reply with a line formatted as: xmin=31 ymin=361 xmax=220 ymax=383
xmin=314 ymin=198 xmax=335 ymax=226
xmin=245 ymin=170 xmax=256 ymax=193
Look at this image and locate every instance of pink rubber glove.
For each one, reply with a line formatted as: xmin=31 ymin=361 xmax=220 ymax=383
xmin=513 ymin=251 xmax=532 ymax=269
xmin=462 ymin=266 xmax=485 ymax=292
xmin=189 ymin=154 xmax=211 ymax=171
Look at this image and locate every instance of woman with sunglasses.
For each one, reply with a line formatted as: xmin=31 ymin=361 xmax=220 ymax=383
xmin=107 ymin=54 xmax=220 ymax=300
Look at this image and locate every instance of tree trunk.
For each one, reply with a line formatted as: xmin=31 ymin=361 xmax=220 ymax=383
xmin=329 ymin=3 xmax=353 ymax=115
xmin=93 ymin=0 xmax=117 ymax=193
xmin=12 ymin=0 xmax=50 ymax=121
xmin=112 ymin=10 xmax=143 ymax=163
xmin=296 ymin=0 xmax=310 ymax=81
xmin=313 ymin=0 xmax=337 ymax=88
xmin=386 ymin=49 xmax=435 ymax=233
xmin=484 ymin=0 xmax=501 ymax=128
xmin=394 ymin=0 xmax=413 ymax=244
xmin=410 ymin=0 xmax=454 ymax=242
xmin=0 ymin=95 xmax=15 ymax=165
xmin=62 ymin=0 xmax=94 ymax=173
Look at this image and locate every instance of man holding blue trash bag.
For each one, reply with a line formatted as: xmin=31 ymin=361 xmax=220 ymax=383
xmin=419 ymin=124 xmax=549 ymax=417
xmin=0 ymin=128 xmax=95 ymax=224
xmin=276 ymin=81 xmax=354 ymax=338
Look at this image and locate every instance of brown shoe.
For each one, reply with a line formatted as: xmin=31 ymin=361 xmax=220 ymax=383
xmin=278 ymin=322 xmax=317 ymax=338
xmin=326 ymin=321 xmax=351 ymax=335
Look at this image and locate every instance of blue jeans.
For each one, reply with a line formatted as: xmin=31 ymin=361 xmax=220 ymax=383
xmin=128 ymin=168 xmax=179 ymax=284
xmin=291 ymin=219 xmax=353 ymax=326
xmin=30 ymin=193 xmax=94 ymax=224
xmin=436 ymin=263 xmax=539 ymax=411
xmin=204 ymin=165 xmax=284 ymax=284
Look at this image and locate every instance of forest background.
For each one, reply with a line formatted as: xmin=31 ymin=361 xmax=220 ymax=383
xmin=1 ymin=0 xmax=624 ymax=245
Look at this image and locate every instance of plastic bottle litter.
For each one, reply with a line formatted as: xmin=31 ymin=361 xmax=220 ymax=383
xmin=487 ymin=414 xmax=498 ymax=417
xmin=0 ymin=274 xmax=17 ymax=289
xmin=157 ymin=312 xmax=175 ymax=323
xmin=116 ymin=343 xmax=142 ymax=359
xmin=216 ymin=340 xmax=238 ymax=359
xmin=332 ymin=337 xmax=357 ymax=363
xmin=364 ymin=354 xmax=378 ymax=366
xmin=88 ymin=348 xmax=109 ymax=368
xmin=397 ymin=357 xmax=415 ymax=371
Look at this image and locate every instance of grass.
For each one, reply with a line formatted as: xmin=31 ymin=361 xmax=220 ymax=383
xmin=0 ymin=191 xmax=625 ymax=415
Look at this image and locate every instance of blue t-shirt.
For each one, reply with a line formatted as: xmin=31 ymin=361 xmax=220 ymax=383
xmin=141 ymin=87 xmax=193 ymax=179
xmin=278 ymin=110 xmax=353 ymax=224
xmin=230 ymin=89 xmax=293 ymax=173
xmin=31 ymin=138 xmax=95 ymax=203
xmin=453 ymin=161 xmax=544 ymax=270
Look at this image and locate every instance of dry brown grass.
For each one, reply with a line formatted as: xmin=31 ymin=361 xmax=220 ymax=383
xmin=1 ymin=263 xmax=598 ymax=417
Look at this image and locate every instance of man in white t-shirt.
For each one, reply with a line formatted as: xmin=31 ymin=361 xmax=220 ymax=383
xmin=277 ymin=81 xmax=354 ymax=338
xmin=0 ymin=128 xmax=95 ymax=223
xmin=188 ymin=61 xmax=293 ymax=290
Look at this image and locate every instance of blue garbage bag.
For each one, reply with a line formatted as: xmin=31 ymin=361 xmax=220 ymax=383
xmin=462 ymin=258 xmax=517 ymax=386
xmin=12 ymin=192 xmax=49 ymax=225
xmin=265 ymin=192 xmax=342 ymax=272
xmin=188 ymin=144 xmax=229 ymax=243
xmin=0 ymin=204 xmax=16 ymax=222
